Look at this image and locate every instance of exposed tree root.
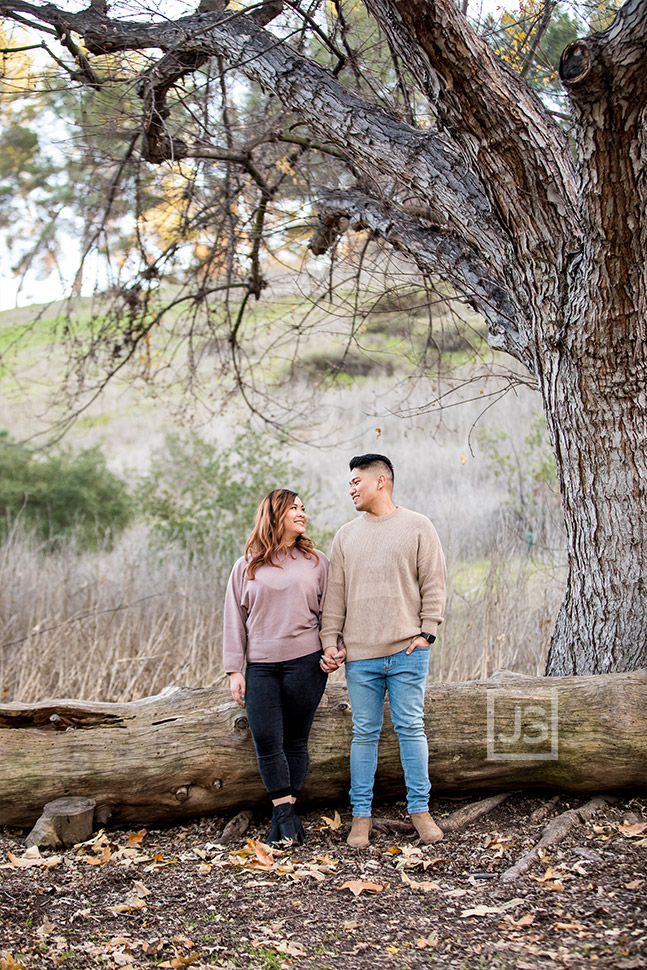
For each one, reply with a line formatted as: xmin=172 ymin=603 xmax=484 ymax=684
xmin=220 ymin=809 xmax=253 ymax=843
xmin=440 ymin=793 xmax=511 ymax=833
xmin=529 ymin=795 xmax=560 ymax=825
xmin=501 ymin=795 xmax=610 ymax=883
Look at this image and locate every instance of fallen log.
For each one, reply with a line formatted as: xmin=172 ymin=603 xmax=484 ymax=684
xmin=1 ymin=671 xmax=645 ymax=828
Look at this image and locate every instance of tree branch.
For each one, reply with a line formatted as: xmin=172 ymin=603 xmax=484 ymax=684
xmin=560 ymin=0 xmax=647 ymax=96
xmin=310 ymin=187 xmax=528 ymax=363
xmin=362 ymin=0 xmax=581 ymax=260
xmin=0 ymin=0 xmax=509 ymax=272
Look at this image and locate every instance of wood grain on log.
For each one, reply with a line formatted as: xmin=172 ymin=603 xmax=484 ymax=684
xmin=1 ymin=672 xmax=645 ymax=827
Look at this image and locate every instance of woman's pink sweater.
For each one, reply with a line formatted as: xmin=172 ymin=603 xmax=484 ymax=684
xmin=223 ymin=549 xmax=329 ymax=674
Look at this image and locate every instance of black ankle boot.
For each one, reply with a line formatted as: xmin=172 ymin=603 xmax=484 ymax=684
xmin=267 ymin=803 xmax=305 ymax=845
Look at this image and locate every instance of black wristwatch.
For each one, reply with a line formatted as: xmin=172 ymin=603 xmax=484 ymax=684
xmin=419 ymin=632 xmax=436 ymax=645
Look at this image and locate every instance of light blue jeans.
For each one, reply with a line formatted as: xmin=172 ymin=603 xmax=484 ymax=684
xmin=345 ymin=647 xmax=431 ymax=816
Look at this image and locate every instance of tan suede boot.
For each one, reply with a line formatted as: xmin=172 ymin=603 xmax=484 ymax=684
xmin=410 ymin=812 xmax=444 ymax=844
xmin=347 ymin=817 xmax=372 ymax=848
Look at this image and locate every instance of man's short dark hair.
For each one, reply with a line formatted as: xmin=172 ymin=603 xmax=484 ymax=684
xmin=349 ymin=453 xmax=394 ymax=484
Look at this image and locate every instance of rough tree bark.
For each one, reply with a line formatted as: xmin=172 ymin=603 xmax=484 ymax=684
xmin=1 ymin=673 xmax=645 ymax=828
xmin=0 ymin=0 xmax=645 ymax=673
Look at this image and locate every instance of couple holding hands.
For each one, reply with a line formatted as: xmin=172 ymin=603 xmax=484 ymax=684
xmin=223 ymin=453 xmax=446 ymax=849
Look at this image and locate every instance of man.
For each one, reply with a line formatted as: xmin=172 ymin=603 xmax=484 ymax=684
xmin=320 ymin=454 xmax=446 ymax=848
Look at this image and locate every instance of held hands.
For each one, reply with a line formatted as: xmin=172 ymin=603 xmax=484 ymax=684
xmin=320 ymin=644 xmax=347 ymax=673
xmin=229 ymin=672 xmax=246 ymax=707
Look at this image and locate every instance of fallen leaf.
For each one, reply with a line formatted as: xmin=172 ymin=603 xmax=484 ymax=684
xmin=127 ymin=830 xmax=147 ymax=845
xmin=618 ymin=822 xmax=647 ymax=838
xmin=250 ymin=841 xmax=274 ymax=870
xmin=461 ymin=898 xmax=526 ymax=918
xmin=400 ymin=871 xmax=440 ymax=892
xmin=505 ymin=912 xmax=535 ymax=927
xmin=81 ymin=846 xmax=111 ymax=866
xmin=625 ymin=879 xmax=644 ymax=890
xmin=35 ymin=918 xmax=56 ymax=940
xmin=132 ymin=881 xmax=151 ymax=898
xmin=112 ymin=953 xmax=135 ymax=967
xmin=109 ymin=895 xmax=147 ymax=915
xmin=343 ymin=920 xmax=360 ymax=932
xmin=0 ymin=954 xmax=26 ymax=970
xmin=554 ymin=919 xmax=587 ymax=932
xmin=276 ymin=941 xmax=306 ymax=957
xmin=338 ymin=879 xmax=386 ymax=896
xmin=415 ymin=931 xmax=439 ymax=949
xmin=321 ymin=811 xmax=342 ymax=831
xmin=531 ymin=866 xmax=569 ymax=888
xmin=5 ymin=848 xmax=62 ymax=869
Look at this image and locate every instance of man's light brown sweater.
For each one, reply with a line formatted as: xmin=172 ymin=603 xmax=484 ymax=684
xmin=320 ymin=506 xmax=446 ymax=662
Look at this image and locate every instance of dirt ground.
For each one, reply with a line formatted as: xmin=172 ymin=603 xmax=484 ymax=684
xmin=1 ymin=792 xmax=646 ymax=970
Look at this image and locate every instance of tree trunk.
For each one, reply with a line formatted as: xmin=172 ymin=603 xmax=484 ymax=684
xmin=544 ymin=11 xmax=647 ymax=674
xmin=1 ymin=672 xmax=645 ymax=828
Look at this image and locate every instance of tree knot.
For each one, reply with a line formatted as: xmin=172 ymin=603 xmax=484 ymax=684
xmin=559 ymin=40 xmax=591 ymax=86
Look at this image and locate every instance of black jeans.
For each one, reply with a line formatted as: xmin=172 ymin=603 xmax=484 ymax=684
xmin=245 ymin=650 xmax=327 ymax=799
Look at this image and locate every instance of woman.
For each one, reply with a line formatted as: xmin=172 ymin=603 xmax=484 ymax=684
xmin=223 ymin=488 xmax=329 ymax=844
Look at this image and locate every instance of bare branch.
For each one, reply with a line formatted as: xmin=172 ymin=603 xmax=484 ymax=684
xmin=0 ymin=0 xmax=508 ymax=271
xmin=310 ymin=187 xmax=528 ymax=363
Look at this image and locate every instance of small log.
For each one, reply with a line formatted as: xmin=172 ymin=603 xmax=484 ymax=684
xmin=25 ymin=796 xmax=96 ymax=849
xmin=501 ymin=795 xmax=609 ymax=882
xmin=1 ymin=671 xmax=645 ymax=827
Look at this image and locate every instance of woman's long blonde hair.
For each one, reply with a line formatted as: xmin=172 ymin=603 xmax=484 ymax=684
xmin=244 ymin=489 xmax=319 ymax=579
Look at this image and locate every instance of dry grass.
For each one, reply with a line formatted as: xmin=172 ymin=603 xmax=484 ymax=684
xmin=0 ymin=307 xmax=567 ymax=702
xmin=0 ymin=523 xmax=565 ymax=704
xmin=0 ymin=528 xmax=228 ymax=703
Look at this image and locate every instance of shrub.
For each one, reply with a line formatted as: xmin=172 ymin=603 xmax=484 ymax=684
xmin=0 ymin=431 xmax=133 ymax=549
xmin=139 ymin=425 xmax=309 ymax=568
xmin=476 ymin=413 xmax=561 ymax=548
